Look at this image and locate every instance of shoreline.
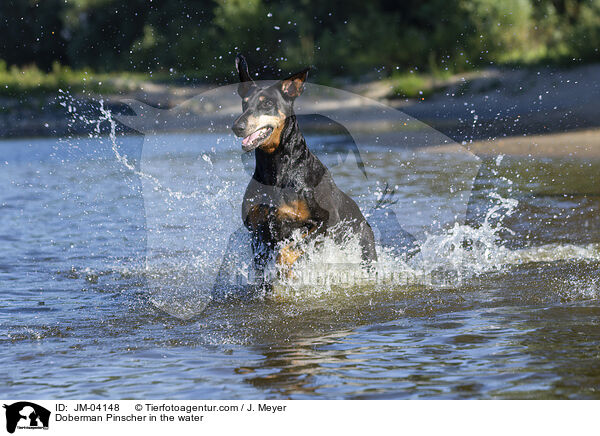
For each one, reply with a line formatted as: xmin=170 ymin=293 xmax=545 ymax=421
xmin=2 ymin=121 xmax=599 ymax=160
xmin=1 ymin=63 xmax=599 ymax=159
xmin=423 ymin=128 xmax=600 ymax=159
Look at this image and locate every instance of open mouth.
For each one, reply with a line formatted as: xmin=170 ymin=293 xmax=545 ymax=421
xmin=242 ymin=126 xmax=274 ymax=151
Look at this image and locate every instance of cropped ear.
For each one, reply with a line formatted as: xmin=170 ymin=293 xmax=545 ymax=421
xmin=235 ymin=54 xmax=256 ymax=97
xmin=278 ymin=67 xmax=311 ymax=99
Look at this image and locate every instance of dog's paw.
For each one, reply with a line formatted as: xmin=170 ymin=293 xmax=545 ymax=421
xmin=276 ymin=244 xmax=302 ymax=279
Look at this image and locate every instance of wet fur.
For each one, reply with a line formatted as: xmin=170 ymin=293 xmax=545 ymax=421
xmin=232 ymin=55 xmax=377 ymax=284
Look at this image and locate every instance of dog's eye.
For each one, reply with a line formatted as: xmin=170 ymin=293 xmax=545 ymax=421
xmin=260 ymin=99 xmax=274 ymax=109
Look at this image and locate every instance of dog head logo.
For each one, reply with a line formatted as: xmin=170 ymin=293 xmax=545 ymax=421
xmin=3 ymin=402 xmax=50 ymax=434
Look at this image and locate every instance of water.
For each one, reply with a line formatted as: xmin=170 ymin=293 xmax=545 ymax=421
xmin=1 ymin=124 xmax=599 ymax=398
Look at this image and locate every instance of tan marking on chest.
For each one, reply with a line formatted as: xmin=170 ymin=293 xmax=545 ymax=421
xmin=276 ymin=200 xmax=310 ymax=222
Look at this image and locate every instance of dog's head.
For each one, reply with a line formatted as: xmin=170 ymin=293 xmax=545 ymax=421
xmin=232 ymin=54 xmax=310 ymax=153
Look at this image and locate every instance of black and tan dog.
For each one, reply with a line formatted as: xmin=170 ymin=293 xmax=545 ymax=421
xmin=232 ymin=55 xmax=377 ymax=282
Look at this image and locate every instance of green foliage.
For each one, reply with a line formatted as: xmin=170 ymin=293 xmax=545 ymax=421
xmin=0 ymin=61 xmax=148 ymax=97
xmin=0 ymin=0 xmax=599 ymax=92
xmin=389 ymin=70 xmax=453 ymax=99
xmin=463 ymin=0 xmax=536 ymax=62
xmin=0 ymin=61 xmax=83 ymax=96
xmin=390 ymin=73 xmax=431 ymax=99
xmin=0 ymin=0 xmax=68 ymax=70
xmin=566 ymin=0 xmax=600 ymax=60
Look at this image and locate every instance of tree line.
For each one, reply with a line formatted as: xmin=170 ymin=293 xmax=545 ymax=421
xmin=1 ymin=0 xmax=598 ymax=82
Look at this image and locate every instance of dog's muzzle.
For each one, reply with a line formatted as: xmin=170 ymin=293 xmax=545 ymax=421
xmin=240 ymin=126 xmax=274 ymax=152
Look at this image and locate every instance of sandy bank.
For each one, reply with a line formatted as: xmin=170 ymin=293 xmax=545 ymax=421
xmin=425 ymin=128 xmax=600 ymax=159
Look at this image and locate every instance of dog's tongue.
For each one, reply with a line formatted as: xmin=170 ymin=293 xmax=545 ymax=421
xmin=242 ymin=129 xmax=263 ymax=147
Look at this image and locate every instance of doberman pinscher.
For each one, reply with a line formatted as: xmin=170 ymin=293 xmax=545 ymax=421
xmin=231 ymin=55 xmax=377 ymax=283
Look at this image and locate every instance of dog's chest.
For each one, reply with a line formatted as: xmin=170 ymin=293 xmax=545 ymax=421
xmin=275 ymin=197 xmax=311 ymax=223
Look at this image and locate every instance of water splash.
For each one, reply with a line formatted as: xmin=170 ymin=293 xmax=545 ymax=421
xmin=57 ymin=91 xmax=599 ymax=313
xmin=97 ymin=100 xmax=206 ymax=201
xmin=268 ymin=158 xmax=598 ymax=301
xmin=60 ymin=90 xmax=211 ymax=201
xmin=417 ymin=190 xmax=518 ymax=279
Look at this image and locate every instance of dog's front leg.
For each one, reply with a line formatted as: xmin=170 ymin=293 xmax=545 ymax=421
xmin=276 ymin=244 xmax=303 ymax=274
xmin=276 ymin=226 xmax=319 ymax=278
xmin=250 ymin=233 xmax=272 ymax=287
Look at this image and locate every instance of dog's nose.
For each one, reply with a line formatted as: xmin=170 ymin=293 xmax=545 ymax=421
xmin=232 ymin=118 xmax=246 ymax=137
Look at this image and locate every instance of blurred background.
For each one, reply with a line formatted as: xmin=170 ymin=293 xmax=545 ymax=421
xmin=1 ymin=0 xmax=599 ymax=86
xmin=0 ymin=0 xmax=599 ymax=140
